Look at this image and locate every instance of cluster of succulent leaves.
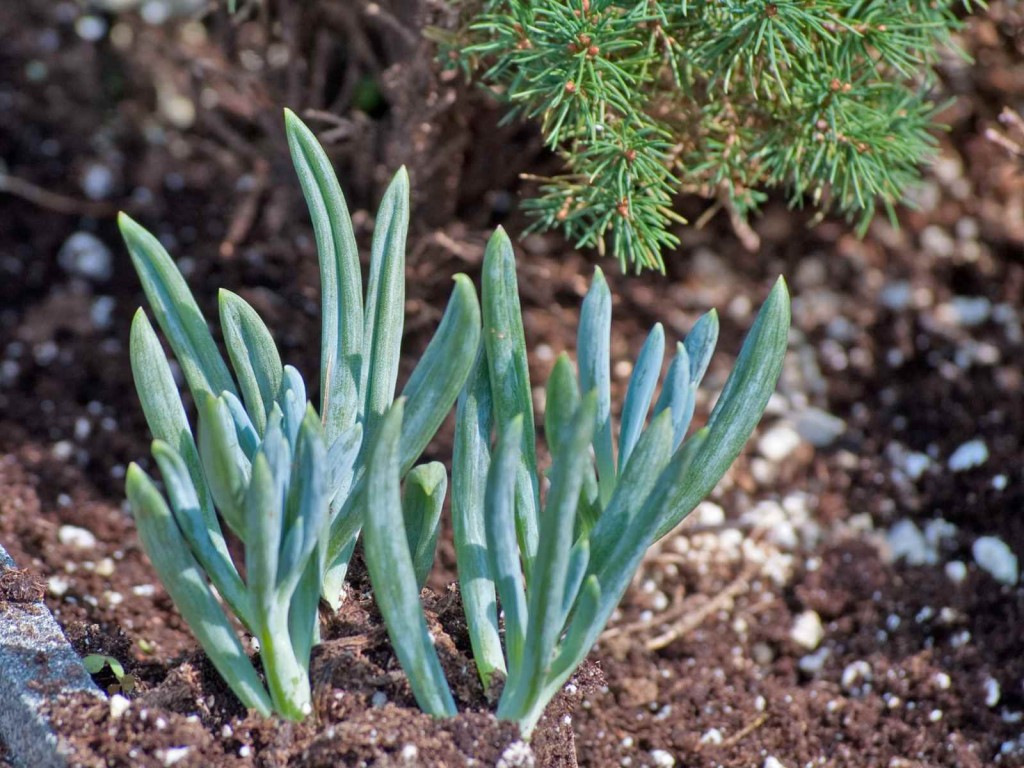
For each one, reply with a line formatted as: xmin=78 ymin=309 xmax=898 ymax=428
xmin=121 ymin=110 xmax=479 ymax=720
xmin=435 ymin=0 xmax=981 ymax=271
xmin=120 ymin=109 xmax=790 ymax=734
xmin=362 ymin=229 xmax=789 ymax=734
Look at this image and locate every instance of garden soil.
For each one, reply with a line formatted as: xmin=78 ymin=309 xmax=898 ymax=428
xmin=1 ymin=1 xmax=1023 ymax=766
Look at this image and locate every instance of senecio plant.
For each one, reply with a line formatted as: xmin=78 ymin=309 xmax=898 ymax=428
xmin=363 ymin=233 xmax=789 ymax=734
xmin=438 ymin=0 xmax=981 ymax=270
xmin=121 ymin=110 xmax=480 ymax=720
xmin=119 ymin=108 xmax=790 ymax=735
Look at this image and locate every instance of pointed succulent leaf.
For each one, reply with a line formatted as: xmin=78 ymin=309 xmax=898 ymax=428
xmin=403 ymin=462 xmax=447 ymax=589
xmin=577 ymin=268 xmax=614 ymax=505
xmin=361 ymin=400 xmax=457 ymax=716
xmin=219 ymin=288 xmax=284 ymax=436
xmin=119 ymin=213 xmax=237 ymax=402
xmin=360 ymin=169 xmax=409 ymax=441
xmin=485 ymin=415 xmax=529 ymax=677
xmin=588 ymin=409 xmax=674 ymax=570
xmin=545 ymin=354 xmax=599 ymax=534
xmin=125 ymin=464 xmax=272 ymax=716
xmin=548 ymin=574 xmax=601 ymax=692
xmin=151 ymin=440 xmax=249 ymax=627
xmin=618 ymin=323 xmax=665 ymax=472
xmin=196 ymin=391 xmax=251 ymax=539
xmin=284 ymin=109 xmax=362 ymax=444
xmin=654 ymin=342 xmax=696 ymax=448
xmin=279 ymin=366 xmax=307 ymax=447
xmin=560 ymin=536 xmax=590 ymax=624
xmin=452 ymin=351 xmax=506 ymax=688
xmin=683 ymin=309 xmax=719 ymax=389
xmin=325 ymin=422 xmax=363 ymax=507
xmin=244 ymin=451 xmax=282 ymax=611
xmin=221 ymin=391 xmax=260 ymax=461
xmin=654 ymin=278 xmax=790 ymax=540
xmin=397 ymin=275 xmax=481 ymax=475
xmin=279 ymin=407 xmax=329 ymax=597
xmin=519 ymin=393 xmax=595 ymax=696
xmin=482 ymin=228 xmax=539 ymax=570
xmin=129 ymin=309 xmax=215 ymax=527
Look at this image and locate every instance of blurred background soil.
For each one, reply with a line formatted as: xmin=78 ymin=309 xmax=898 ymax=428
xmin=1 ymin=1 xmax=1023 ymax=766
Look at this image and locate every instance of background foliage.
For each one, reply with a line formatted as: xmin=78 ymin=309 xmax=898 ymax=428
xmin=438 ymin=0 xmax=980 ymax=271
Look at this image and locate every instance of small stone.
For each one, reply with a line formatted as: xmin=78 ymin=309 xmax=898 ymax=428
xmin=793 ymin=407 xmax=845 ymax=447
xmin=945 ymin=561 xmax=968 ymax=584
xmin=972 ymin=536 xmax=1018 ymax=585
xmin=109 ymin=694 xmax=130 ymax=720
xmin=758 ymin=422 xmax=801 ymax=462
xmin=791 ymin=610 xmax=825 ymax=650
xmin=58 ymin=232 xmax=113 ymax=281
xmin=371 ymin=691 xmax=388 ymax=708
xmin=948 ymin=439 xmax=989 ymax=471
xmin=841 ymin=660 xmax=873 ymax=694
xmin=764 ymin=758 xmax=786 ymax=768
xmin=400 ymin=744 xmax=419 ymax=762
xmin=159 ymin=746 xmax=190 ymax=766
xmin=47 ymin=576 xmax=70 ymax=597
xmin=496 ymin=740 xmax=535 ymax=768
xmin=799 ymin=647 xmax=831 ymax=675
xmin=58 ymin=525 xmax=97 ymax=550
xmin=933 ymin=672 xmax=951 ymax=690
xmin=984 ymin=677 xmax=1001 ymax=707
xmin=81 ymin=163 xmax=115 ymax=200
xmin=885 ymin=519 xmax=934 ymax=566
xmin=928 ymin=709 xmax=943 ymax=722
xmin=699 ymin=728 xmax=724 ymax=745
xmin=650 ymin=749 xmax=675 ymax=767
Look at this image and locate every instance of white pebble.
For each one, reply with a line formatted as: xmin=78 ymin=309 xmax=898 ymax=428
xmin=793 ymin=407 xmax=845 ymax=447
xmin=799 ymin=647 xmax=831 ymax=675
xmin=371 ymin=691 xmax=388 ymax=708
xmin=48 ymin=576 xmax=70 ymax=597
xmin=948 ymin=439 xmax=989 ymax=471
xmin=58 ymin=525 xmax=97 ymax=550
xmin=885 ymin=520 xmax=934 ymax=566
xmin=791 ymin=610 xmax=825 ymax=650
xmin=699 ymin=728 xmax=723 ymax=745
xmin=400 ymin=744 xmax=419 ymax=762
xmin=945 ymin=561 xmax=968 ymax=584
xmin=159 ymin=746 xmax=190 ymax=766
xmin=841 ymin=660 xmax=873 ymax=694
xmin=650 ymin=749 xmax=675 ymax=767
xmin=972 ymin=536 xmax=1018 ymax=585
xmin=984 ymin=677 xmax=1001 ymax=707
xmin=496 ymin=740 xmax=535 ymax=768
xmin=109 ymin=694 xmax=130 ymax=720
xmin=764 ymin=758 xmax=786 ymax=768
xmin=758 ymin=422 xmax=801 ymax=462
xmin=933 ymin=672 xmax=951 ymax=690
xmin=928 ymin=709 xmax=943 ymax=722
xmin=992 ymin=474 xmax=1008 ymax=491
xmin=58 ymin=232 xmax=113 ymax=281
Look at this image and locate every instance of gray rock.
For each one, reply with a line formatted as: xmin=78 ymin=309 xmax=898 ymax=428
xmin=0 ymin=543 xmax=101 ymax=767
xmin=57 ymin=232 xmax=112 ymax=282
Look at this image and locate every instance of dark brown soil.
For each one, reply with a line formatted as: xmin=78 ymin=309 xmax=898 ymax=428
xmin=2 ymin=1 xmax=1024 ymax=766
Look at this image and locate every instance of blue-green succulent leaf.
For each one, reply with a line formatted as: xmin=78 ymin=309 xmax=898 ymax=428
xmin=119 ymin=213 xmax=237 ymax=403
xmin=360 ymin=169 xmax=409 ymax=442
xmin=618 ymin=323 xmax=665 ymax=473
xmin=125 ymin=464 xmax=271 ymax=716
xmin=219 ymin=288 xmax=284 ymax=436
xmin=403 ymin=462 xmax=447 ymax=590
xmin=284 ymin=109 xmax=362 ymax=445
xmin=361 ymin=400 xmax=457 ymax=716
xmin=578 ymin=268 xmax=614 ymax=505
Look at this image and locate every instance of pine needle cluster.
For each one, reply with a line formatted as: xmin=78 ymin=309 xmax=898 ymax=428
xmin=436 ymin=0 xmax=980 ymax=271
